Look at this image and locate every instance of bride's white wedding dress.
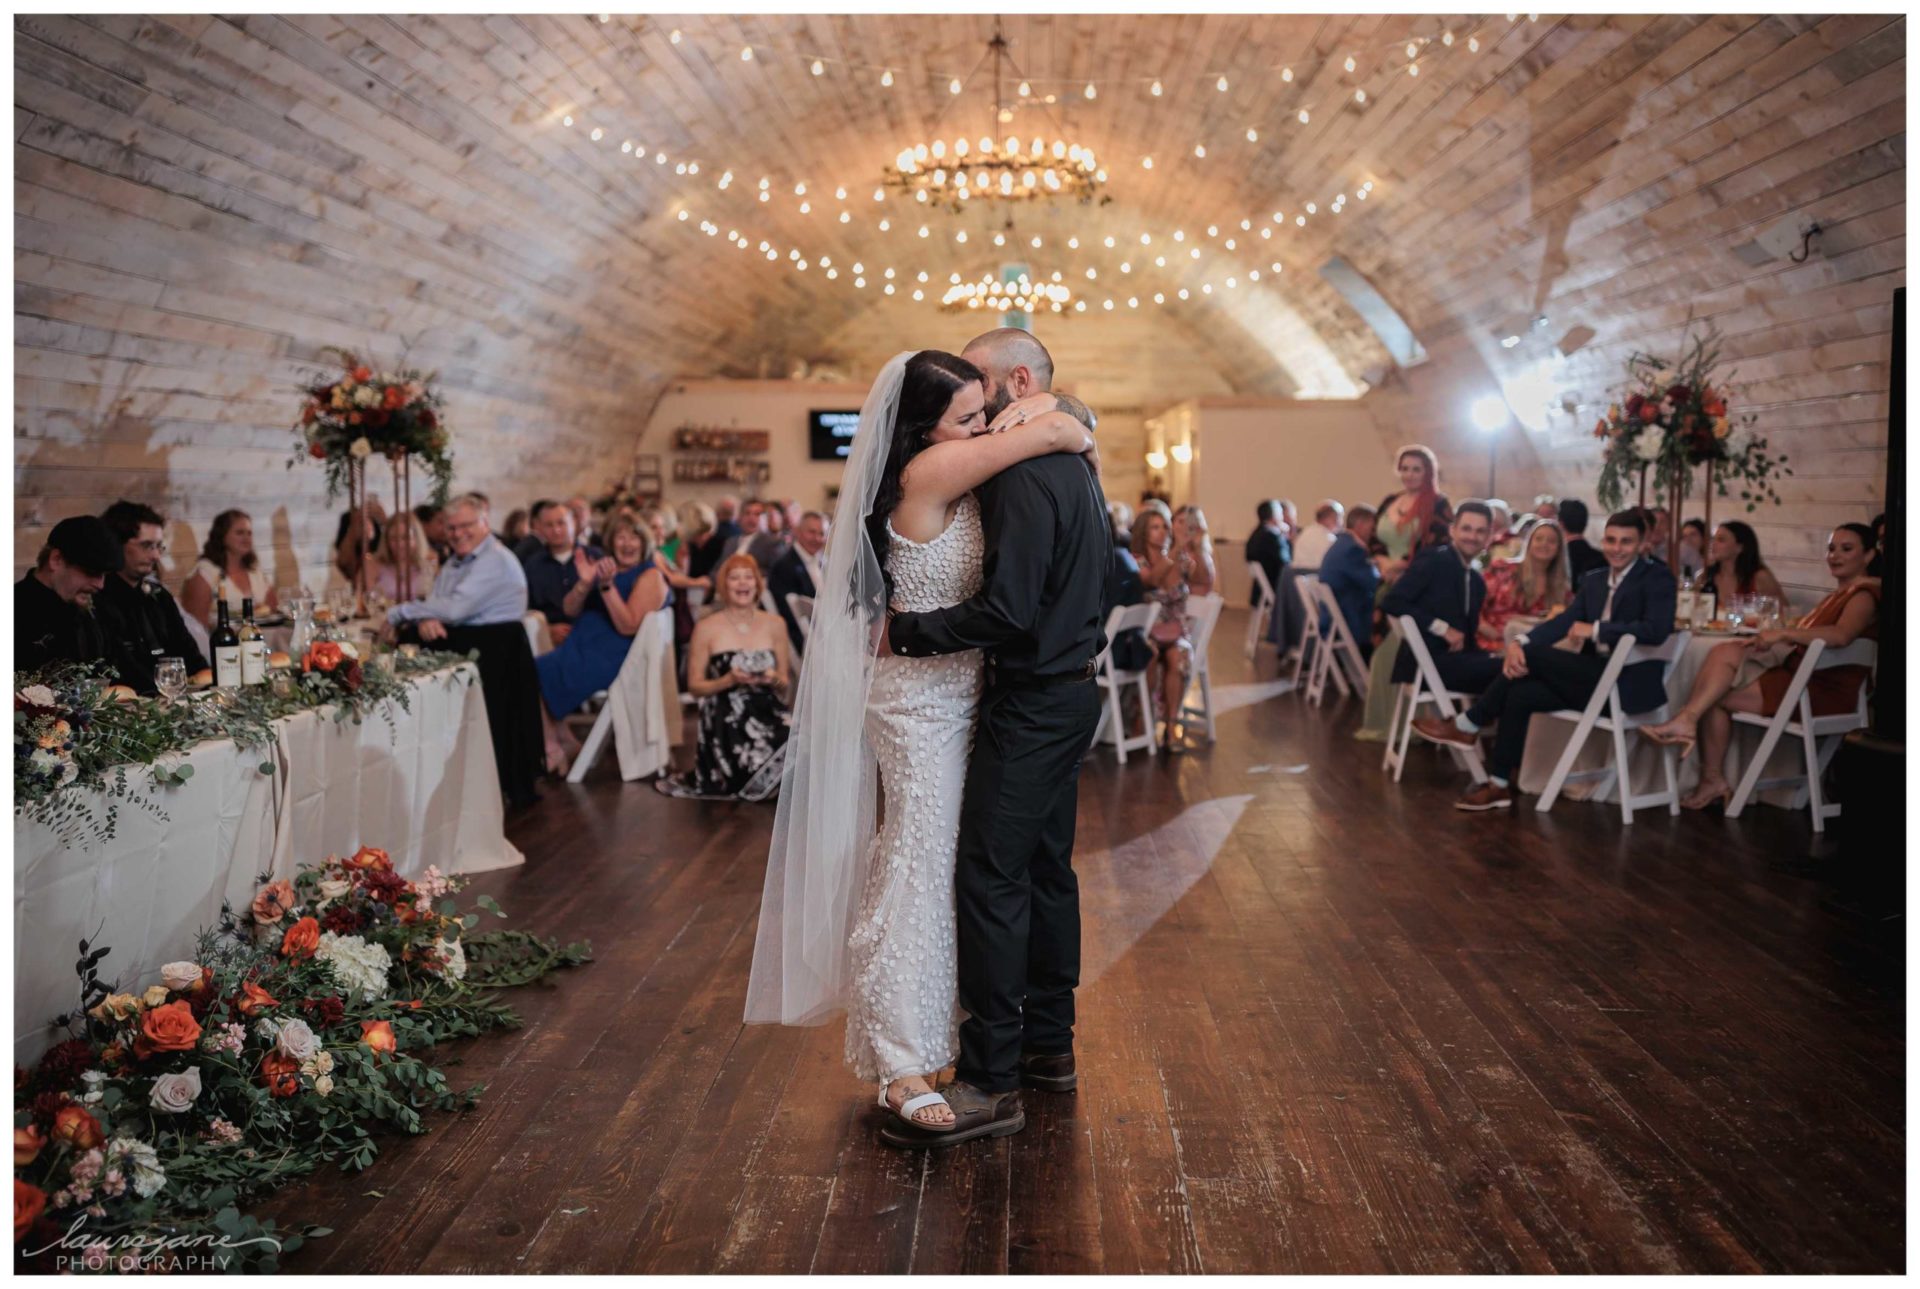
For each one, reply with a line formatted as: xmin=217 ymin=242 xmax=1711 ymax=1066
xmin=842 ymin=494 xmax=984 ymax=1082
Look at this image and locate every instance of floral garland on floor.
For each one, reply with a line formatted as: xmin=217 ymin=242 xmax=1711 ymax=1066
xmin=14 ymin=845 xmax=591 ymax=1273
xmin=15 ymin=648 xmax=476 ymax=847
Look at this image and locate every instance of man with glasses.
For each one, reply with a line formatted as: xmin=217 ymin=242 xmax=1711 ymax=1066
xmin=386 ymin=493 xmax=527 ymax=643
xmin=96 ymin=500 xmax=209 ymax=693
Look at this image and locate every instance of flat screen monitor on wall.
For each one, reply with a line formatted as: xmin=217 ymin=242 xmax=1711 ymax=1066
xmin=809 ymin=409 xmax=861 ymax=461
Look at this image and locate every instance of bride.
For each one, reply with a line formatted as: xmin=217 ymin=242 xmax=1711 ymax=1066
xmin=743 ymin=349 xmax=1094 ymax=1132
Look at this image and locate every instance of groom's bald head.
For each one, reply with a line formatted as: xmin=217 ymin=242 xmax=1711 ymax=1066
xmin=961 ymin=327 xmax=1053 ymax=420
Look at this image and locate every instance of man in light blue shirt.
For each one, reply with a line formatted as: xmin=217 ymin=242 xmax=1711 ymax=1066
xmin=386 ymin=493 xmax=527 ymax=642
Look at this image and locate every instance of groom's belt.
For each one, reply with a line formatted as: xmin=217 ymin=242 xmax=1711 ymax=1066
xmin=985 ymin=656 xmax=1098 ymax=688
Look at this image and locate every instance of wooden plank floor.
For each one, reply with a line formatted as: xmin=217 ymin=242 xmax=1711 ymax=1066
xmin=256 ymin=626 xmax=1905 ymax=1273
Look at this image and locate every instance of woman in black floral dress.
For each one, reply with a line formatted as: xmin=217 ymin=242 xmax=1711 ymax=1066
xmin=657 ymin=553 xmax=793 ymax=800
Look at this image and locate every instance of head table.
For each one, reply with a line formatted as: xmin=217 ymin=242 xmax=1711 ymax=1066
xmin=13 ymin=661 xmax=523 ymax=1064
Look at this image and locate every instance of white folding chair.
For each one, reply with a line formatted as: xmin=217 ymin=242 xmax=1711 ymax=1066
xmin=1537 ymin=631 xmax=1692 ymax=823
xmin=1384 ymin=615 xmax=1489 ymax=784
xmin=522 ymin=610 xmax=554 ymax=658
xmin=1289 ymin=572 xmax=1323 ymax=688
xmin=785 ymin=592 xmax=815 ymax=647
xmin=1245 ymin=562 xmax=1277 ymax=660
xmin=760 ymin=588 xmax=779 ymax=615
xmin=1178 ymin=593 xmax=1225 ymax=743
xmin=1310 ymin=581 xmax=1369 ymax=702
xmin=1726 ymin=638 xmax=1875 ymax=832
xmin=1092 ymin=602 xmax=1161 ymax=762
xmin=567 ymin=608 xmax=678 ymax=784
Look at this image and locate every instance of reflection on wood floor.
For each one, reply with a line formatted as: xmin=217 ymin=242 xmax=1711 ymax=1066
xmin=257 ymin=634 xmax=1904 ymax=1274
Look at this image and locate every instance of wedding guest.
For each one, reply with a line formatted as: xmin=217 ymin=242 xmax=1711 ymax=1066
xmin=414 ymin=503 xmax=451 ymax=564
xmin=1477 ymin=519 xmax=1572 ymax=649
xmin=1107 ymin=500 xmax=1134 ymax=547
xmin=1412 ymin=510 xmax=1677 ymax=811
xmin=1319 ymin=504 xmax=1382 ymax=657
xmin=1642 ymin=524 xmax=1879 ymax=809
xmin=768 ymin=510 xmax=827 ymax=652
xmin=1646 ymin=507 xmax=1673 ymax=564
xmin=1560 ymin=498 xmax=1606 ymax=581
xmin=366 ymin=509 xmax=436 ymax=605
xmin=643 ymin=505 xmax=712 ymax=604
xmin=387 ymin=494 xmax=527 ymax=643
xmin=1136 ymin=505 xmax=1214 ymax=752
xmin=568 ymin=495 xmax=598 ymax=548
xmin=1244 ymin=499 xmax=1288 ymax=604
xmin=181 ymin=509 xmax=278 ymax=631
xmin=1701 ymin=520 xmax=1788 ymax=612
xmin=1677 ymin=519 xmax=1709 ymax=581
xmin=96 ymin=500 xmax=206 ymax=693
xmin=1355 ymin=445 xmax=1455 ymax=740
xmin=333 ymin=498 xmax=386 ymax=582
xmin=690 ymin=495 xmax=740 ymax=582
xmin=502 ymin=507 xmax=530 ymax=550
xmin=17 ymin=515 xmax=121 ymax=676
xmin=744 ymin=501 xmax=791 ymax=573
xmin=533 ymin=514 xmax=672 ymax=774
xmin=1293 ymin=500 xmax=1344 ymax=572
xmin=723 ymin=499 xmax=768 ymax=564
xmin=521 ymin=500 xmax=603 ymax=645
xmin=656 ymin=553 xmax=792 ymax=800
xmin=511 ymin=499 xmax=549 ymax=560
xmin=1532 ymin=495 xmax=1559 ymax=521
xmin=1484 ymin=499 xmax=1521 ymax=561
xmin=1382 ymin=502 xmax=1500 ymax=693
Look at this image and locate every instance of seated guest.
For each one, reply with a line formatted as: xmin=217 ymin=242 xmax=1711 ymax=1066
xmin=510 ymin=500 xmax=548 ymax=560
xmin=1645 ymin=507 xmax=1673 ymax=563
xmin=1381 ymin=502 xmax=1500 ymax=694
xmin=744 ymin=500 xmax=791 ymax=573
xmin=568 ymin=495 xmax=599 ymax=549
xmin=1107 ymin=500 xmax=1133 ymax=547
xmin=689 ymin=496 xmax=739 ymax=582
xmin=723 ymin=498 xmax=768 ymax=563
xmin=96 ymin=500 xmax=207 ymax=693
xmin=180 ymin=509 xmax=278 ymax=631
xmin=333 ymin=499 xmax=385 ymax=583
xmin=1559 ymin=498 xmax=1606 ymax=582
xmin=1319 ymin=504 xmax=1382 ymax=657
xmin=1677 ymin=518 xmax=1708 ymax=582
xmin=1642 ymin=524 xmax=1879 ymax=809
xmin=1532 ymin=495 xmax=1558 ymax=521
xmin=657 ymin=553 xmax=792 ymax=800
xmin=501 ymin=507 xmax=530 ymax=550
xmin=520 ymin=499 xmax=602 ymax=645
xmin=1292 ymin=500 xmax=1343 ymax=572
xmin=534 ymin=514 xmax=672 ymax=774
xmin=641 ymin=505 xmax=711 ymax=602
xmin=366 ymin=509 xmax=437 ymax=605
xmin=17 ymin=516 xmax=121 ymax=674
xmin=386 ymin=494 xmax=527 ymax=643
xmin=1702 ymin=520 xmax=1789 ymax=611
xmin=1413 ymin=509 xmax=1677 ymax=811
xmin=1244 ymin=499 xmax=1288 ymax=604
xmin=1483 ymin=499 xmax=1520 ymax=561
xmin=768 ymin=510 xmax=828 ymax=652
xmin=1476 ymin=519 xmax=1572 ymax=649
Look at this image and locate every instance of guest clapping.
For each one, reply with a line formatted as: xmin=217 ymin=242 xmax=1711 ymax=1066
xmin=657 ymin=554 xmax=792 ymax=800
xmin=386 ymin=494 xmax=527 ymax=643
xmin=533 ymin=514 xmax=671 ymax=774
xmin=521 ymin=499 xmax=600 ymax=645
xmin=1642 ymin=524 xmax=1879 ymax=810
xmin=1477 ymin=519 xmax=1572 ymax=649
xmin=181 ymin=509 xmax=278 ymax=631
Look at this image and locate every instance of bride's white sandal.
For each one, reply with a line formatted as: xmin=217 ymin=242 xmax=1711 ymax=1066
xmin=879 ymin=1081 xmax=955 ymax=1132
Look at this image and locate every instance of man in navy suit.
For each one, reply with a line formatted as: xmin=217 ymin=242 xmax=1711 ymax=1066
xmin=1413 ymin=510 xmax=1677 ymax=811
xmin=1382 ymin=501 xmax=1501 ymax=694
xmin=1318 ymin=504 xmax=1381 ymax=658
xmin=768 ymin=510 xmax=827 ymax=653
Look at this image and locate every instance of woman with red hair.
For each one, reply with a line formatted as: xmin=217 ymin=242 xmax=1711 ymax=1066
xmin=1355 ymin=445 xmax=1455 ymax=741
xmin=657 ymin=552 xmax=792 ymax=800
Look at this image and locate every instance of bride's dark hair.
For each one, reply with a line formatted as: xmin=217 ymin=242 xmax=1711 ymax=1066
xmin=865 ymin=349 xmax=984 ymax=603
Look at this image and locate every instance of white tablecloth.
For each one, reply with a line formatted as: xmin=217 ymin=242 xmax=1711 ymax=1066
xmin=1516 ymin=634 xmax=1803 ymax=808
xmin=13 ymin=663 xmax=522 ymax=1063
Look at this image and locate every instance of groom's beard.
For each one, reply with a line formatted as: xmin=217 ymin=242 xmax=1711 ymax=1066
xmin=982 ymin=381 xmax=1012 ymax=424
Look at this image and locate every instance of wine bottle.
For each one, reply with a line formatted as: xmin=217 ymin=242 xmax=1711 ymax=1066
xmin=212 ymin=601 xmax=242 ymax=689
xmin=239 ymin=596 xmax=268 ymax=685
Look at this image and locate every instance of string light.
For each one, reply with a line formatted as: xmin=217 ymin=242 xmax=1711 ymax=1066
xmin=1406 ymin=41 xmax=1419 ymax=59
xmin=1468 ymin=35 xmax=1480 ymax=51
xmin=1084 ymin=83 xmax=1097 ymax=99
xmin=1216 ymin=75 xmax=1229 ymax=91
xmin=881 ymin=68 xmax=894 ymax=86
xmin=1298 ymin=108 xmax=1310 ymax=124
xmin=1442 ymin=30 xmax=1455 ymax=46
xmin=740 ymin=46 xmax=753 ymax=61
xmin=949 ymin=77 xmax=963 ymax=94
xmin=1356 ymin=89 xmax=1367 ymax=103
xmin=1151 ymin=80 xmax=1163 ymax=96
xmin=1245 ymin=127 xmax=1258 ymax=142
xmin=590 ymin=126 xmax=603 ymax=141
xmin=1281 ymin=67 xmax=1293 ymax=82
xmin=1142 ymin=156 xmax=1154 ymax=169
xmin=1344 ymin=54 xmax=1356 ymax=72
xmin=1409 ymin=61 xmax=1419 ymax=76
xmin=620 ymin=139 xmax=632 ymax=153
xmin=811 ymin=59 xmax=824 ymax=75
xmin=669 ymin=29 xmax=680 ymax=43
xmin=1194 ymin=143 xmax=1207 ymax=158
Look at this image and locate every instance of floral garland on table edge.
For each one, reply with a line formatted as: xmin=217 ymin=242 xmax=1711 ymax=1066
xmin=14 ymin=845 xmax=592 ymax=1273
xmin=15 ymin=647 xmax=477 ymax=847
xmin=1592 ymin=324 xmax=1791 ymax=516
xmin=290 ymin=348 xmax=453 ymax=505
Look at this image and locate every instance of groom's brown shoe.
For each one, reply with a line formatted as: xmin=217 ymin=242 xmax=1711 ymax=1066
xmin=879 ymin=1081 xmax=1024 ymax=1150
xmin=1019 ymin=1049 xmax=1077 ymax=1092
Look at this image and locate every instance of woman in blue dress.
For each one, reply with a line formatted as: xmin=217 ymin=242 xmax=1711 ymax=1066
xmin=536 ymin=513 xmax=671 ymax=774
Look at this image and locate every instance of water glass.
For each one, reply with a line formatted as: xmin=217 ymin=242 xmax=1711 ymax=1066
xmin=155 ymin=657 xmax=187 ymax=706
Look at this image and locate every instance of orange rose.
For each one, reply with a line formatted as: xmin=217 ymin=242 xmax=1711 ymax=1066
xmin=359 ymin=1020 xmax=397 ymax=1056
xmin=50 ymin=1104 xmax=103 ymax=1152
xmin=15 ymin=1125 xmax=46 ymax=1167
xmin=345 ymin=845 xmax=393 ymax=872
xmin=252 ymin=879 xmax=296 ymax=925
xmin=260 ymin=1052 xmax=301 ymax=1098
xmin=303 ymin=642 xmax=345 ymax=675
xmin=381 ymin=385 xmax=407 ymax=410
xmin=140 ymin=1000 xmax=203 ymax=1053
xmin=15 ymin=1179 xmax=46 ymax=1242
xmin=235 ymin=981 xmax=279 ymax=1016
xmin=351 ymin=365 xmax=371 ymax=383
xmin=309 ymin=441 xmax=328 ymax=460
xmin=280 ymin=916 xmax=321 ymax=961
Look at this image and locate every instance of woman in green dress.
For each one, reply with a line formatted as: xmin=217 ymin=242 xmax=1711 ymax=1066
xmin=1354 ymin=445 xmax=1454 ymax=741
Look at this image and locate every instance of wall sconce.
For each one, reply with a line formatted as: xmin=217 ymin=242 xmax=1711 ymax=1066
xmin=1170 ymin=442 xmax=1193 ymax=464
xmin=1146 ymin=449 xmax=1169 ymax=470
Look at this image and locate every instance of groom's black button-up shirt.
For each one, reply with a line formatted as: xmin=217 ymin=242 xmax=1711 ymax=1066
xmin=888 ymin=452 xmax=1109 ymax=681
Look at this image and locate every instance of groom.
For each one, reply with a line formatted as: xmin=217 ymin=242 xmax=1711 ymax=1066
xmin=880 ymin=328 xmax=1109 ymax=1148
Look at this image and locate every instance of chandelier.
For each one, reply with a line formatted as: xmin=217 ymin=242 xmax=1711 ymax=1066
xmin=882 ymin=27 xmax=1109 ymax=213
xmin=939 ymin=269 xmax=1073 ymax=315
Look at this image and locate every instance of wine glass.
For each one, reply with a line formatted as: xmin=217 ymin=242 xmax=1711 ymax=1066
xmin=155 ymin=657 xmax=187 ymax=707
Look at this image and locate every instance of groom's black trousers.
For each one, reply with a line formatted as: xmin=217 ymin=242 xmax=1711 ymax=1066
xmin=954 ymin=671 xmax=1102 ymax=1094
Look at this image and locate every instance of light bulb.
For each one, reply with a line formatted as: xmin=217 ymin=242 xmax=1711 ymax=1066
xmin=1178 ymin=288 xmax=1189 ymax=299
xmin=1298 ymin=108 xmax=1310 ymax=124
xmin=811 ymin=59 xmax=824 ymax=75
xmin=1018 ymin=80 xmax=1031 ymax=97
xmin=1344 ymin=54 xmax=1356 ymax=72
xmin=1171 ymin=442 xmax=1192 ymax=463
xmin=1442 ymin=30 xmax=1455 ymax=46
xmin=1121 ymin=262 xmax=1131 ymax=272
xmin=669 ymin=29 xmax=680 ymax=43
xmin=993 ymin=232 xmax=1005 ymax=246
xmin=1281 ymin=66 xmax=1293 ymax=82
xmin=590 ymin=127 xmax=603 ymax=140
xmin=1142 ymin=156 xmax=1154 ymax=169
xmin=1086 ymin=267 xmax=1097 ymax=279
xmin=1216 ymin=75 xmax=1229 ymax=92
xmin=1194 ymin=143 xmax=1207 ymax=158
xmin=1468 ymin=35 xmax=1480 ymax=51
xmin=839 ymin=211 xmax=850 ymax=223
xmin=1407 ymin=41 xmax=1419 ymax=59
xmin=1409 ymin=61 xmax=1419 ymax=76
xmin=879 ymin=219 xmax=890 ymax=230
xmin=1155 ymin=255 xmax=1165 ymax=266
xmin=1356 ymin=89 xmax=1367 ymax=104
xmin=949 ymin=77 xmax=962 ymax=95
xmin=881 ymin=69 xmax=894 ymax=86
xmin=912 ymin=289 xmax=924 ymax=300
xmin=1103 ymin=299 xmax=1114 ymax=311
xmin=1306 ymin=202 xmax=1316 ymax=214
xmin=1084 ymin=82 xmax=1096 ymax=99
xmin=1068 ymin=236 xmax=1080 ymax=249
xmin=1104 ymin=235 xmax=1116 ymax=247
xmin=676 ymin=210 xmax=688 ymax=221
xmin=741 ymin=46 xmax=753 ymax=61
xmin=917 ymin=225 xmax=929 ymax=238
xmin=1154 ymin=292 xmax=1165 ymax=303
xmin=1151 ymin=80 xmax=1163 ymax=96
xmin=620 ymin=139 xmax=632 ymax=153
xmin=1031 ymin=236 xmax=1042 ymax=248
xmin=1246 ymin=127 xmax=1258 ymax=142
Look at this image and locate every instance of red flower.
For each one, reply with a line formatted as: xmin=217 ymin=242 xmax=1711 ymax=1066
xmin=360 ymin=869 xmax=410 ymax=905
xmin=50 ymin=1104 xmax=103 ymax=1151
xmin=1667 ymin=384 xmax=1692 ymax=405
xmin=16 ymin=1179 xmax=47 ymax=1242
xmin=140 ymin=1001 xmax=203 ymax=1053
xmin=260 ymin=1052 xmax=300 ymax=1098
xmin=420 ymin=408 xmax=437 ymax=430
xmin=321 ymin=905 xmax=366 ymax=936
xmin=382 ymin=385 xmax=407 ymax=410
xmin=310 ymin=441 xmax=328 ymax=459
xmin=301 ymin=404 xmax=318 ymax=426
xmin=31 ymin=1039 xmax=94 ymax=1094
xmin=299 ymin=995 xmax=346 ymax=1027
xmin=359 ymin=1020 xmax=397 ymax=1057
xmin=347 ymin=411 xmax=363 ymax=425
xmin=351 ymin=365 xmax=372 ymax=383
xmin=345 ymin=846 xmax=394 ymax=872
xmin=338 ymin=659 xmax=364 ymax=693
xmin=235 ymin=981 xmax=279 ymax=1016
xmin=280 ymin=916 xmax=321 ymax=961
xmin=303 ymin=642 xmax=347 ymax=674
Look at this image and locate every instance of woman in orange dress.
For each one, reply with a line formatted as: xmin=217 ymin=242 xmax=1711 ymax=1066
xmin=1642 ymin=523 xmax=1880 ymax=810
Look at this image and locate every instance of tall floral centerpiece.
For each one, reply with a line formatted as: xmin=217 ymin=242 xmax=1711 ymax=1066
xmin=292 ymin=349 xmax=453 ymax=612
xmin=1592 ymin=326 xmax=1789 ymax=567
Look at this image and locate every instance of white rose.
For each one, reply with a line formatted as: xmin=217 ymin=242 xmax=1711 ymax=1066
xmin=148 ymin=1068 xmax=202 ymax=1114
xmin=313 ymin=1074 xmax=334 ymax=1097
xmin=435 ymin=936 xmax=467 ymax=982
xmin=1632 ymin=426 xmax=1666 ymax=462
xmin=160 ymin=962 xmax=202 ymax=991
xmin=272 ymin=1017 xmax=320 ymax=1064
xmin=1723 ymin=425 xmax=1755 ymax=458
xmin=18 ymin=684 xmax=56 ymax=707
xmin=348 ymin=435 xmax=373 ymax=457
xmin=314 ymin=877 xmax=352 ymax=911
xmin=352 ymin=385 xmax=379 ymax=409
xmin=337 ymin=640 xmax=360 ymax=661
xmin=106 ymin=1138 xmax=165 ymax=1199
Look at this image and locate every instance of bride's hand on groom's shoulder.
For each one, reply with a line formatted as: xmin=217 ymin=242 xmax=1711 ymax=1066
xmin=986 ymin=392 xmax=1059 ymax=434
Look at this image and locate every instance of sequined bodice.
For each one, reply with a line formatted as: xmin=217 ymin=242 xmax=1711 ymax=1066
xmin=886 ymin=494 xmax=984 ymax=614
